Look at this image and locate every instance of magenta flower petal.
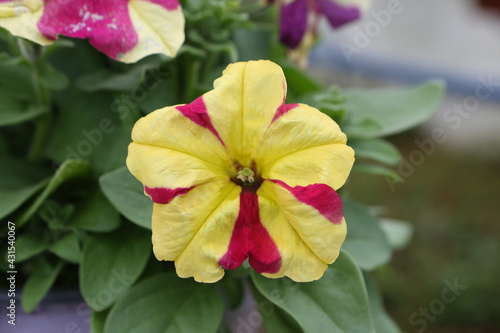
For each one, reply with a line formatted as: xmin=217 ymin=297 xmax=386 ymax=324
xmin=315 ymin=0 xmax=361 ymax=28
xmin=279 ymin=0 xmax=308 ymax=49
xmin=38 ymin=0 xmax=138 ymax=60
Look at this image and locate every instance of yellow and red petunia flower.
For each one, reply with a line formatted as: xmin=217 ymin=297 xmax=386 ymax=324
xmin=0 ymin=0 xmax=184 ymax=63
xmin=127 ymin=60 xmax=355 ymax=283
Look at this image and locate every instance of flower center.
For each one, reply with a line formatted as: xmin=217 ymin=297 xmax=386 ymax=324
xmin=231 ymin=160 xmax=262 ymax=193
xmin=237 ymin=167 xmax=255 ymax=184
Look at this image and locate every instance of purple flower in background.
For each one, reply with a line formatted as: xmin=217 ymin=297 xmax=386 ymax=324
xmin=279 ymin=0 xmax=369 ymax=66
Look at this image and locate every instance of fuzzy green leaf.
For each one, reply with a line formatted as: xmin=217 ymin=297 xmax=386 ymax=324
xmin=80 ymin=224 xmax=151 ymax=311
xmin=342 ymin=200 xmax=392 ymax=270
xmin=99 ymin=167 xmax=153 ymax=229
xmin=105 ymin=273 xmax=224 ymax=333
xmin=252 ymin=251 xmax=375 ymax=333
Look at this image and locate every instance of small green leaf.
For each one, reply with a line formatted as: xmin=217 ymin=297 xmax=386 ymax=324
xmin=45 ymin=90 xmax=120 ymax=164
xmin=91 ymin=309 xmax=110 ymax=333
xmin=69 ymin=188 xmax=120 ymax=232
xmin=0 ymin=157 xmax=51 ymax=220
xmin=50 ymin=233 xmax=80 ymax=264
xmin=343 ymin=117 xmax=382 ymax=139
xmin=14 ymin=233 xmax=48 ymax=263
xmin=76 ymin=66 xmax=146 ymax=92
xmin=0 ymin=92 xmax=47 ymax=127
xmin=233 ymin=28 xmax=272 ymax=62
xmin=18 ymin=159 xmax=92 ymax=227
xmin=89 ymin=124 xmax=133 ymax=175
xmin=379 ymin=218 xmax=413 ymax=250
xmin=39 ymin=64 xmax=69 ymax=90
xmin=251 ymin=285 xmax=302 ymax=333
xmin=353 ymin=163 xmax=401 ymax=182
xmin=21 ymin=261 xmax=63 ymax=313
xmin=80 ymin=224 xmax=151 ymax=311
xmin=0 ymin=62 xmax=36 ymax=100
xmin=220 ymin=276 xmax=244 ymax=309
xmin=344 ymin=80 xmax=445 ymax=138
xmin=99 ymin=167 xmax=153 ymax=229
xmin=252 ymin=251 xmax=375 ymax=333
xmin=281 ymin=62 xmax=323 ymax=96
xmin=105 ymin=273 xmax=224 ymax=333
xmin=342 ymin=200 xmax=392 ymax=270
xmin=364 ymin=274 xmax=400 ymax=333
xmin=350 ymin=139 xmax=401 ymax=166
xmin=0 ymin=53 xmax=22 ymax=66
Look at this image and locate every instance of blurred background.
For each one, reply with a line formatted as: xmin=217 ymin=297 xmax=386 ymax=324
xmin=309 ymin=0 xmax=500 ymax=332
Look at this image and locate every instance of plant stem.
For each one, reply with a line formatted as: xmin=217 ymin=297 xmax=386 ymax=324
xmin=19 ymin=40 xmax=53 ymax=161
xmin=183 ymin=57 xmax=201 ymax=102
xmin=201 ymin=51 xmax=218 ymax=82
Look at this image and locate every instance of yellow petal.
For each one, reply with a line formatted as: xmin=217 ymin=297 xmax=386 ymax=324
xmin=256 ymin=103 xmax=354 ymax=189
xmin=130 ymin=105 xmax=229 ymax=170
xmin=151 ymin=179 xmax=241 ymax=283
xmin=127 ymin=142 xmax=225 ymax=191
xmin=120 ymin=0 xmax=184 ymax=63
xmin=0 ymin=0 xmax=52 ymax=45
xmin=256 ymin=181 xmax=346 ymax=281
xmin=203 ymin=60 xmax=287 ymax=166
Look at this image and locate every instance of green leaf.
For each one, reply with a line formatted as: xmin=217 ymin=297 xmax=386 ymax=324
xmin=352 ymin=163 xmax=401 ymax=182
xmin=343 ymin=117 xmax=382 ymax=139
xmin=251 ymin=285 xmax=302 ymax=333
xmin=50 ymin=233 xmax=80 ymax=264
xmin=344 ymin=80 xmax=445 ymax=138
xmin=233 ymin=28 xmax=272 ymax=61
xmin=80 ymin=224 xmax=151 ymax=311
xmin=379 ymin=218 xmax=413 ymax=250
xmin=364 ymin=274 xmax=400 ymax=333
xmin=76 ymin=66 xmax=146 ymax=92
xmin=69 ymin=188 xmax=120 ymax=232
xmin=0 ymin=53 xmax=22 ymax=66
xmin=14 ymin=233 xmax=48 ymax=263
xmin=21 ymin=261 xmax=63 ymax=313
xmin=99 ymin=167 xmax=153 ymax=229
xmin=219 ymin=276 xmax=244 ymax=310
xmin=0 ymin=90 xmax=47 ymax=127
xmin=18 ymin=159 xmax=92 ymax=227
xmin=252 ymin=251 xmax=375 ymax=333
xmin=281 ymin=62 xmax=323 ymax=96
xmin=45 ymin=90 xmax=121 ymax=165
xmin=89 ymin=123 xmax=133 ymax=175
xmin=105 ymin=273 xmax=224 ymax=333
xmin=91 ymin=309 xmax=109 ymax=333
xmin=0 ymin=157 xmax=51 ymax=220
xmin=39 ymin=64 xmax=69 ymax=90
xmin=342 ymin=200 xmax=392 ymax=270
xmin=0 ymin=62 xmax=36 ymax=100
xmin=350 ymin=139 xmax=401 ymax=166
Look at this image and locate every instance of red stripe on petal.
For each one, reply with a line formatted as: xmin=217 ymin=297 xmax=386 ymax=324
xmin=145 ymin=185 xmax=195 ymax=204
xmin=272 ymin=180 xmax=343 ymax=224
xmin=271 ymin=103 xmax=299 ymax=124
xmin=175 ymin=97 xmax=225 ymax=147
xmin=219 ymin=192 xmax=281 ymax=274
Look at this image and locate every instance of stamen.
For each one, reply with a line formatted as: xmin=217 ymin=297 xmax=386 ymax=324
xmin=237 ymin=167 xmax=255 ymax=184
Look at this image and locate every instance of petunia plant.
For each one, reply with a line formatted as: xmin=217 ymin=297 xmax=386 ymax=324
xmin=0 ymin=0 xmax=444 ymax=332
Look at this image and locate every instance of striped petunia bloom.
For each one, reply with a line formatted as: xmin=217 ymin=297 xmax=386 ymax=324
xmin=0 ymin=0 xmax=184 ymax=63
xmin=127 ymin=60 xmax=355 ymax=283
